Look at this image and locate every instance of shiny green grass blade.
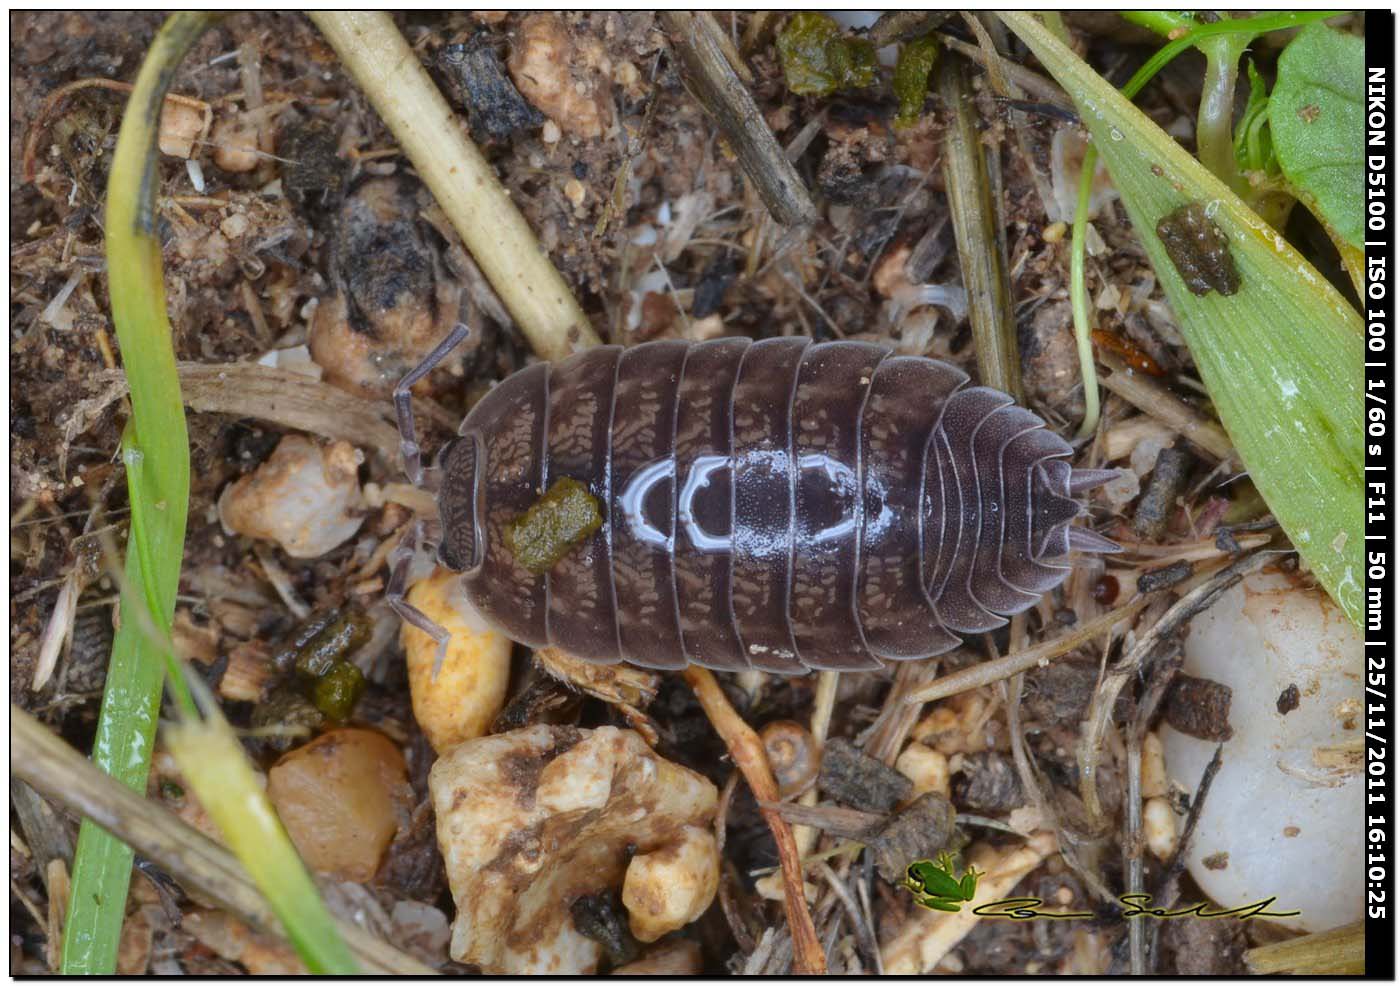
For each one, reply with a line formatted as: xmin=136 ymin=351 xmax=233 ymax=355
xmin=61 ymin=13 xmax=209 ymax=972
xmin=164 ymin=680 xmax=359 ymax=975
xmin=1001 ymin=12 xmax=1364 ymax=627
xmin=65 ymin=13 xmax=358 ymax=975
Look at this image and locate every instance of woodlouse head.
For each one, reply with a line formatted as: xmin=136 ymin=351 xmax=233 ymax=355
xmin=435 ymin=435 xmax=482 ymax=572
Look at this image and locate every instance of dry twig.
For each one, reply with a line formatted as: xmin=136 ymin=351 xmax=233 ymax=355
xmin=1077 ymin=548 xmax=1273 ymax=824
xmin=662 ymin=12 xmax=817 ymax=228
xmin=1098 ymin=354 xmax=1235 ymax=462
xmin=309 ymin=12 xmax=597 ymax=360
xmin=938 ymin=55 xmax=1022 ymax=400
xmin=682 ymin=667 xmax=827 ymax=974
xmin=68 ymin=363 xmax=404 ymax=463
xmin=904 ymin=596 xmax=1150 ymax=705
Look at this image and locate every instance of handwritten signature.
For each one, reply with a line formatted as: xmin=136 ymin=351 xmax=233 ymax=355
xmin=972 ymin=894 xmax=1301 ymax=921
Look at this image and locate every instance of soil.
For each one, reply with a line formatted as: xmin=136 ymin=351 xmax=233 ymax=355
xmin=9 ymin=10 xmax=1353 ymax=977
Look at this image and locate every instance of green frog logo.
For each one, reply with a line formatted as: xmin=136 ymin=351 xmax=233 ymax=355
xmin=904 ymin=852 xmax=982 ymax=913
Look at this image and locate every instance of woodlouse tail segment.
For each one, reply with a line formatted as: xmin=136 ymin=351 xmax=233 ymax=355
xmin=1067 ymin=468 xmax=1122 ymax=496
xmin=1066 ymin=527 xmax=1123 ymax=555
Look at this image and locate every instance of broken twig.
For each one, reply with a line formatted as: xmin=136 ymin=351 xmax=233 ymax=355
xmin=905 ymin=596 xmax=1150 ymax=705
xmin=309 ymin=12 xmax=597 ymax=360
xmin=682 ymin=667 xmax=827 ymax=974
xmin=662 ymin=12 xmax=817 ymax=228
xmin=938 ymin=54 xmax=1022 ymax=400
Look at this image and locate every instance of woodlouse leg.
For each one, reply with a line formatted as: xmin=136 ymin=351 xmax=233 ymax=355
xmin=386 ymin=520 xmax=452 ymax=673
xmin=394 ymin=321 xmax=472 ymax=486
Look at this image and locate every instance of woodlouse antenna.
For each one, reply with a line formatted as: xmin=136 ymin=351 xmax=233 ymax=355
xmin=393 ymin=321 xmax=472 ymax=486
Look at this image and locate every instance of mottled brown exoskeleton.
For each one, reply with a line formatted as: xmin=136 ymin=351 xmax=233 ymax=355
xmin=387 ymin=329 xmax=1118 ymax=674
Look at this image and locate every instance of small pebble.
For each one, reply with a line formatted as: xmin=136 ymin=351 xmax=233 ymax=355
xmin=217 ymin=436 xmax=365 ymax=559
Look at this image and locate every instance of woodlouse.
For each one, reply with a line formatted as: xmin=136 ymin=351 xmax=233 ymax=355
xmin=389 ymin=329 xmax=1119 ymax=674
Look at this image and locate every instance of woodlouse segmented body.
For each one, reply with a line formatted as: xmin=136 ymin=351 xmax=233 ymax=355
xmin=421 ymin=337 xmax=1117 ymax=673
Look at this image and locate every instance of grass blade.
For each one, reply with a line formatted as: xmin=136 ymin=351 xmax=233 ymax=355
xmin=1000 ymin=12 xmax=1364 ymax=626
xmin=64 ymin=13 xmax=362 ymax=975
xmin=164 ymin=679 xmax=359 ymax=974
xmin=61 ymin=14 xmax=210 ymax=972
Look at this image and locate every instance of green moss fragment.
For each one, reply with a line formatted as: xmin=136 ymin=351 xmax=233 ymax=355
xmin=289 ymin=607 xmax=372 ymax=680
xmin=776 ymin=12 xmax=878 ymax=96
xmin=251 ymin=684 xmax=326 ymax=752
xmin=894 ymin=34 xmax=940 ymax=127
xmin=506 ymin=476 xmax=604 ymax=575
xmin=309 ymin=662 xmax=366 ymax=723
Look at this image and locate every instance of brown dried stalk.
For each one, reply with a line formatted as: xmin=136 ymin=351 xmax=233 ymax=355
xmin=1077 ymin=547 xmax=1273 ymax=824
xmin=67 ymin=363 xmax=406 ymax=463
xmin=939 ymin=54 xmax=1022 ymax=401
xmin=662 ymin=12 xmax=817 ymax=228
xmin=1098 ymin=354 xmax=1235 ymax=462
xmin=682 ymin=667 xmax=827 ymax=974
xmin=903 ymin=596 xmax=1151 ymax=705
xmin=310 ymin=12 xmax=597 ymax=360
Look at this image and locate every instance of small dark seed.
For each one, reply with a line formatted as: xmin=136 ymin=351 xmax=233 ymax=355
xmin=1165 ymin=674 xmax=1233 ymax=742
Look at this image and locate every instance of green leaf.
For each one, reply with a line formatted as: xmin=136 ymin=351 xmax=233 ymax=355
xmin=1234 ymin=60 xmax=1277 ymax=176
xmin=1001 ymin=13 xmax=1364 ymax=628
xmin=165 ymin=684 xmax=359 ymax=974
xmin=1269 ymin=23 xmax=1365 ymax=248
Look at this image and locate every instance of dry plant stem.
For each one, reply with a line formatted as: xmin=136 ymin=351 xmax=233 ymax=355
xmin=73 ymin=363 xmax=403 ymax=462
xmin=997 ymin=630 xmax=1118 ymax=906
xmin=309 ymin=12 xmax=596 ymax=361
xmin=1098 ymin=354 xmax=1235 ymax=462
xmin=904 ymin=596 xmax=1150 ymax=705
xmin=868 ymin=11 xmax=952 ymax=48
xmin=938 ymin=55 xmax=1023 ymax=402
xmin=10 ymin=706 xmax=435 ymax=976
xmin=1246 ymin=921 xmax=1365 ymax=975
xmin=815 ymin=862 xmax=879 ymax=971
xmin=936 ymin=35 xmax=1071 ymax=108
xmin=793 ymin=671 xmax=840 ymax=859
xmin=661 ymin=12 xmax=816 ymax=228
xmin=1124 ymin=729 xmax=1146 ymax=975
xmin=1077 ymin=548 xmax=1273 ymax=824
xmin=681 ymin=667 xmax=827 ymax=974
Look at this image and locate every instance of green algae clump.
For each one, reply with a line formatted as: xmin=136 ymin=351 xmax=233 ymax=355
xmin=777 ymin=13 xmax=878 ymax=96
xmin=506 ymin=476 xmax=604 ymax=574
